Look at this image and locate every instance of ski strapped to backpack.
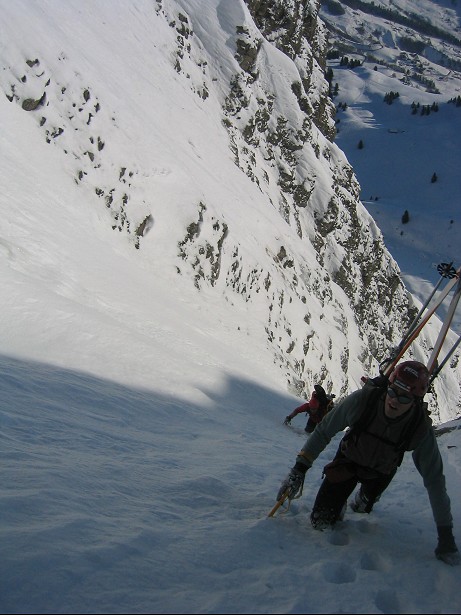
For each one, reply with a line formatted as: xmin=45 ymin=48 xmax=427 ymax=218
xmin=426 ymin=273 xmax=461 ymax=376
xmin=380 ymin=263 xmax=460 ymax=379
xmin=429 ymin=334 xmax=461 ymax=385
xmin=404 ymin=262 xmax=457 ymax=342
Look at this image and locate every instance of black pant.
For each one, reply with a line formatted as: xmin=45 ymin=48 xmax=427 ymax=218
xmin=310 ymin=458 xmax=397 ymax=528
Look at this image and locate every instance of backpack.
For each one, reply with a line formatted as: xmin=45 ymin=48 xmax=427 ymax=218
xmin=314 ymin=384 xmax=328 ymax=407
xmin=344 ymin=375 xmax=431 ymax=465
xmin=313 ymin=384 xmax=335 ymax=420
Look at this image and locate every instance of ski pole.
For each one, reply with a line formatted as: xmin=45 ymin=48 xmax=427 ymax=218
xmin=427 ymin=275 xmax=461 ymax=375
xmin=429 ymin=334 xmax=461 ymax=384
xmin=382 ymin=266 xmax=461 ymax=376
xmin=402 ymin=262 xmax=455 ymax=345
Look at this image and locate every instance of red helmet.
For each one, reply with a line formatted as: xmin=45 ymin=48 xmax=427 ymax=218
xmin=389 ymin=361 xmax=429 ymax=397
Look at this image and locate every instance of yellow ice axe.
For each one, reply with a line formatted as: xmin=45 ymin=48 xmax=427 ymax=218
xmin=267 ymin=489 xmax=291 ymax=517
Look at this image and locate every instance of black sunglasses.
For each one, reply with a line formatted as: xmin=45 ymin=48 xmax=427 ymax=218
xmin=387 ymin=387 xmax=414 ymax=405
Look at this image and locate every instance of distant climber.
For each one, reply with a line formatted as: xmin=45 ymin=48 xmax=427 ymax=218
xmin=284 ymin=384 xmax=335 ymax=433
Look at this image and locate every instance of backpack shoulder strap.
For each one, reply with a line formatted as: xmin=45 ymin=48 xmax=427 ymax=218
xmin=352 ymin=377 xmax=388 ymax=431
xmin=396 ymin=400 xmax=431 ymax=451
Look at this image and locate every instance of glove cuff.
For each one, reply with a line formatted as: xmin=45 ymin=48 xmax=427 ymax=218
xmin=295 ymin=450 xmax=312 ymax=470
xmin=292 ymin=461 xmax=307 ymax=475
xmin=294 ymin=452 xmax=312 ymax=475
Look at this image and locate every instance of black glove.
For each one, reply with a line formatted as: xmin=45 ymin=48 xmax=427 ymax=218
xmin=276 ymin=461 xmax=309 ymax=501
xmin=435 ymin=526 xmax=460 ymax=566
xmin=283 ymin=416 xmax=292 ymax=425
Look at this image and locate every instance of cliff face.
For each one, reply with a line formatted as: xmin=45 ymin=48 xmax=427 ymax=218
xmin=168 ymin=0 xmax=414 ymax=398
xmin=1 ymin=0 xmax=454 ymax=418
xmin=244 ymin=0 xmax=335 ymax=139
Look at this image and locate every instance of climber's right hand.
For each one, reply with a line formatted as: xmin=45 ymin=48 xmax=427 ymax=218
xmin=276 ymin=466 xmax=306 ymax=501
